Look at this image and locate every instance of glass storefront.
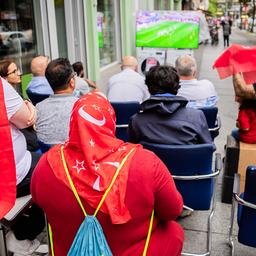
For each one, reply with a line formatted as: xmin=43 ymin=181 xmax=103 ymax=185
xmin=97 ymin=0 xmax=118 ymax=67
xmin=154 ymin=0 xmax=170 ymax=10
xmin=54 ymin=0 xmax=68 ymax=58
xmin=0 ymin=0 xmax=40 ymax=74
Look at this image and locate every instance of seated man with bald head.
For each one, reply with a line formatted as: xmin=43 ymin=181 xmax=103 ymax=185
xmin=27 ymin=55 xmax=53 ymax=95
xmin=107 ymin=56 xmax=150 ymax=103
xmin=175 ymin=55 xmax=218 ymax=108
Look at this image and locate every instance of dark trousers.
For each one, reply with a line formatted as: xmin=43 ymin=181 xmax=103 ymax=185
xmin=12 ymin=152 xmax=45 ymax=240
xmin=224 ymin=35 xmax=229 ymax=47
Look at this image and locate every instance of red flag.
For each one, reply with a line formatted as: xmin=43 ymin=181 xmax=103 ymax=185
xmin=213 ymin=44 xmax=256 ymax=84
xmin=0 ymin=78 xmax=16 ymax=219
xmin=48 ymin=91 xmax=141 ymax=224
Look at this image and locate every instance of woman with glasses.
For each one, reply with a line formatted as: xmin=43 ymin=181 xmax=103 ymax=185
xmin=0 ymin=59 xmax=21 ymax=93
xmin=0 ymin=59 xmax=40 ymax=152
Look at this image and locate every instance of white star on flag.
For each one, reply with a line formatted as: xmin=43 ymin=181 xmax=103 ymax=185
xmin=72 ymin=160 xmax=86 ymax=174
xmin=89 ymin=139 xmax=95 ymax=147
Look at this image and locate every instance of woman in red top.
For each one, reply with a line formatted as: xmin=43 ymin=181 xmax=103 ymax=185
xmin=237 ymin=99 xmax=256 ymax=143
xmin=31 ymin=91 xmax=184 ymax=255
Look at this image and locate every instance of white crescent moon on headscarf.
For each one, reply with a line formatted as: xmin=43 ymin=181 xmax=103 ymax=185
xmin=78 ymin=106 xmax=106 ymax=126
xmin=103 ymin=162 xmax=120 ymax=168
xmin=93 ymin=176 xmax=101 ymax=191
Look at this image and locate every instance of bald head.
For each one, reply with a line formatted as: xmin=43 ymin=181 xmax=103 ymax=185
xmin=121 ymin=56 xmax=138 ymax=71
xmin=175 ymin=55 xmax=197 ymax=78
xmin=31 ymin=56 xmax=49 ymax=76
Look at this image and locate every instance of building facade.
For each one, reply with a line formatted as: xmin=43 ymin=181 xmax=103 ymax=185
xmin=0 ymin=0 xmax=182 ymax=86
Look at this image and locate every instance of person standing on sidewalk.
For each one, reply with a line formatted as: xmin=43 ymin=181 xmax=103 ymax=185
xmin=222 ymin=20 xmax=231 ymax=47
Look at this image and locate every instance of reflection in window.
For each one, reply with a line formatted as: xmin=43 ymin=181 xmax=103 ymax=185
xmin=54 ymin=0 xmax=68 ymax=58
xmin=97 ymin=0 xmax=117 ymax=67
xmin=154 ymin=0 xmax=170 ymax=10
xmin=0 ymin=0 xmax=38 ymax=74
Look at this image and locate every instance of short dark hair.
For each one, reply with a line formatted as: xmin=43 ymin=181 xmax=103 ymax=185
xmin=145 ymin=65 xmax=180 ymax=95
xmin=72 ymin=61 xmax=83 ymax=77
xmin=0 ymin=59 xmax=13 ymax=77
xmin=45 ymin=58 xmax=73 ymax=91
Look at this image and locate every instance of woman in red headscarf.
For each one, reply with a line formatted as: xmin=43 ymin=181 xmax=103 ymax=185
xmin=31 ymin=90 xmax=184 ymax=256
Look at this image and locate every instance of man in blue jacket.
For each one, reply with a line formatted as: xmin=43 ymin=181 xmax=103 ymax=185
xmin=128 ymin=65 xmax=212 ymax=145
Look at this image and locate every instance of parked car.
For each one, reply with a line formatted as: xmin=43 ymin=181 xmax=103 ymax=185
xmin=0 ymin=31 xmax=33 ymax=53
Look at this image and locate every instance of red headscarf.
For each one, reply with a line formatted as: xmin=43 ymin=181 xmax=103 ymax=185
xmin=48 ymin=91 xmax=141 ymax=224
xmin=0 ymin=78 xmax=16 ymax=219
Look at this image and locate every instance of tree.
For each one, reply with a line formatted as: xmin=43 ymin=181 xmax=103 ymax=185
xmin=208 ymin=0 xmax=218 ymax=16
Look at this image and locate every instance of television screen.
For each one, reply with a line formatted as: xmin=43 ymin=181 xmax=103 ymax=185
xmin=97 ymin=12 xmax=103 ymax=48
xmin=136 ymin=11 xmax=200 ymax=49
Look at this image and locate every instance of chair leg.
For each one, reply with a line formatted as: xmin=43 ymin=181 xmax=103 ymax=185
xmin=181 ymin=176 xmax=218 ymax=256
xmin=0 ymin=223 xmax=8 ymax=256
xmin=228 ymin=197 xmax=236 ymax=256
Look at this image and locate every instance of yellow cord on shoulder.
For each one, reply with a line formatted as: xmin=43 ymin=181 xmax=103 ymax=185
xmin=94 ymin=148 xmax=135 ymax=217
xmin=143 ymin=210 xmax=154 ymax=256
xmin=48 ymin=223 xmax=55 ymax=256
xmin=61 ymin=146 xmax=87 ymax=217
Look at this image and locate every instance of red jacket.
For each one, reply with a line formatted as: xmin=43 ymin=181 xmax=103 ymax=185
xmin=31 ymin=148 xmax=184 ymax=256
xmin=238 ymin=108 xmax=256 ymax=143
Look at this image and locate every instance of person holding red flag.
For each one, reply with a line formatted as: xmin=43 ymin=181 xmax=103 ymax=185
xmin=0 ymin=77 xmax=46 ymax=255
xmin=31 ymin=90 xmax=184 ymax=256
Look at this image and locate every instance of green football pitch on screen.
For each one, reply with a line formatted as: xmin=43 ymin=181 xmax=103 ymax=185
xmin=136 ymin=21 xmax=199 ymax=49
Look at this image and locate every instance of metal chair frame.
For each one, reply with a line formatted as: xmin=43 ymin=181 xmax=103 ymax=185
xmin=175 ymin=153 xmax=221 ymax=256
xmin=141 ymin=141 xmax=222 ymax=256
xmin=228 ymin=173 xmax=256 ymax=256
xmin=0 ymin=195 xmax=32 ymax=256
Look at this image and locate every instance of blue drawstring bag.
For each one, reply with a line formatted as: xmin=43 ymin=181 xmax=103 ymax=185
xmin=68 ymin=216 xmax=112 ymax=256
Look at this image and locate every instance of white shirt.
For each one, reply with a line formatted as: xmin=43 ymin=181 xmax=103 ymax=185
xmin=2 ymin=78 xmax=31 ymax=184
xmin=74 ymin=77 xmax=90 ymax=97
xmin=177 ymin=79 xmax=218 ymax=108
xmin=107 ymin=68 xmax=150 ymax=103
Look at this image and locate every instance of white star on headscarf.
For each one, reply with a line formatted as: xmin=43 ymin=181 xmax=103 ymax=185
xmin=72 ymin=160 xmax=86 ymax=174
xmin=92 ymin=104 xmax=101 ymax=111
xmin=89 ymin=139 xmax=95 ymax=147
xmin=118 ymin=146 xmax=126 ymax=152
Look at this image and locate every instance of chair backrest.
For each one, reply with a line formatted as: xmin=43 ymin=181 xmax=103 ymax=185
xmin=26 ymin=89 xmax=50 ymax=105
xmin=37 ymin=140 xmax=53 ymax=153
xmin=238 ymin=166 xmax=256 ymax=247
xmin=198 ymin=106 xmax=219 ymax=139
xmin=21 ymin=73 xmax=32 ymax=99
xmin=141 ymin=142 xmax=215 ymax=210
xmin=111 ymin=101 xmax=141 ymax=141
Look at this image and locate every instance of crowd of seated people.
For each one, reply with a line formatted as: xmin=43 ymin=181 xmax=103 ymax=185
xmin=1 ymin=54 xmax=222 ymax=256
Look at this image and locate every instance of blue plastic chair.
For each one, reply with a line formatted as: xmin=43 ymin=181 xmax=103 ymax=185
xmin=141 ymin=142 xmax=221 ymax=256
xmin=198 ymin=107 xmax=220 ymax=140
xmin=26 ymin=89 xmax=50 ymax=105
xmin=110 ymin=101 xmax=141 ymax=141
xmin=229 ymin=166 xmax=256 ymax=255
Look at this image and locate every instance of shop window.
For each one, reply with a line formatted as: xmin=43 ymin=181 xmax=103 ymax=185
xmin=97 ymin=0 xmax=118 ymax=67
xmin=54 ymin=0 xmax=68 ymax=58
xmin=0 ymin=0 xmax=39 ymax=74
xmin=154 ymin=0 xmax=170 ymax=10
